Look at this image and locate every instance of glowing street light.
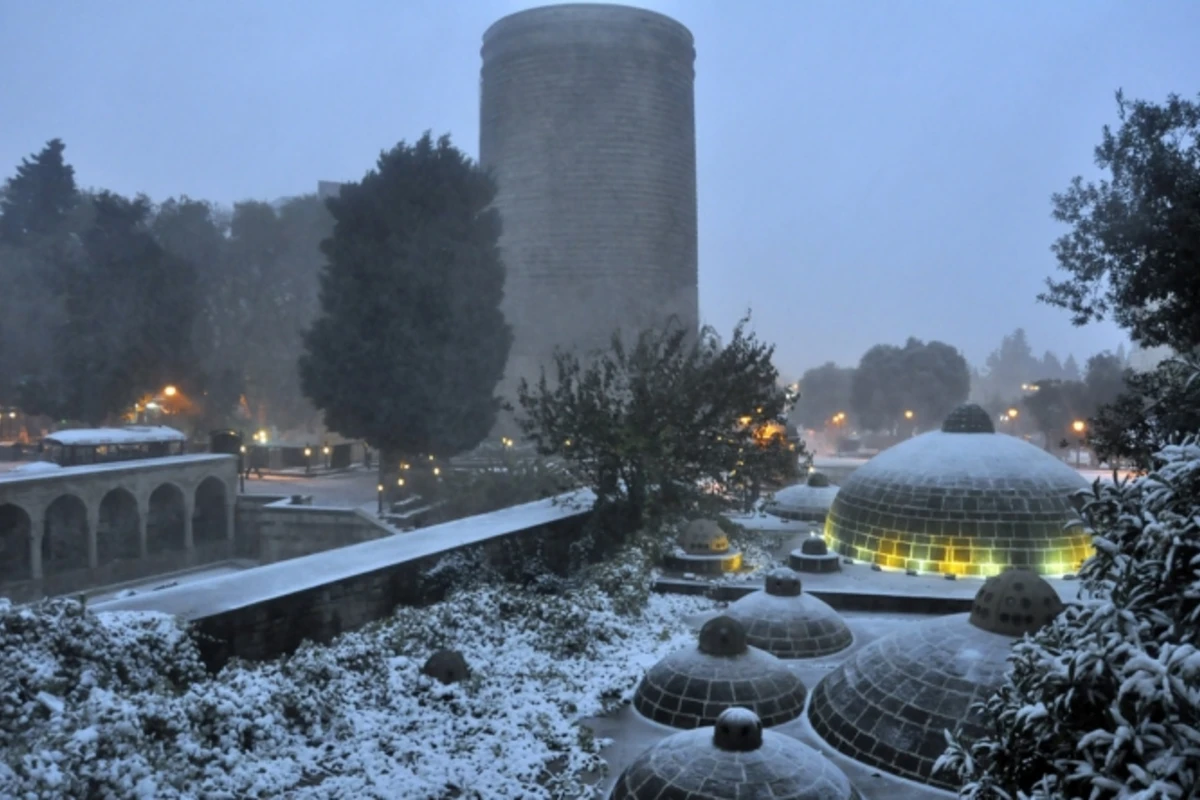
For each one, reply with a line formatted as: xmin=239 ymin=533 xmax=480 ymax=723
xmin=1007 ymin=408 xmax=1019 ymax=419
xmin=1072 ymin=420 xmax=1086 ymax=433
xmin=903 ymin=410 xmax=914 ymax=420
xmin=163 ymin=385 xmax=178 ymax=398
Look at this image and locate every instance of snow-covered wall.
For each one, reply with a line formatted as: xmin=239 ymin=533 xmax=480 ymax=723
xmin=237 ymin=500 xmax=392 ymax=564
xmin=94 ymin=492 xmax=597 ymax=669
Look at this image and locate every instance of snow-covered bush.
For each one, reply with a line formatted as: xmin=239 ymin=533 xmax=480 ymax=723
xmin=937 ymin=438 xmax=1200 ymax=799
xmin=1 ymin=556 xmax=711 ymax=798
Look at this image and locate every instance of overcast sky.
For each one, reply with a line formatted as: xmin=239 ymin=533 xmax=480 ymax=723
xmin=2 ymin=0 xmax=1196 ymax=379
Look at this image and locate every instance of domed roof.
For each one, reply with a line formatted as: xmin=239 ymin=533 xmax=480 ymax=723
xmin=633 ymin=616 xmax=808 ymax=729
xmin=824 ymin=411 xmax=1092 ymax=577
xmin=678 ymin=518 xmax=730 ymax=555
xmin=970 ymin=568 xmax=1065 ymax=636
xmin=611 ymin=708 xmax=863 ymax=800
xmin=941 ymin=403 xmax=995 ymax=433
xmin=725 ymin=568 xmax=853 ymax=658
xmin=808 ymin=572 xmax=1064 ymax=789
xmin=766 ymin=475 xmax=840 ymax=522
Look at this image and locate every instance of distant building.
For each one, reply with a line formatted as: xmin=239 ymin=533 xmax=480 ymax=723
xmin=317 ymin=181 xmax=345 ymax=200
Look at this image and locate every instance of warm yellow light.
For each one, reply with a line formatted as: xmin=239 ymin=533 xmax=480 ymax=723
xmin=738 ymin=416 xmax=753 ymax=426
xmin=1072 ymin=420 xmax=1086 ymax=434
xmin=322 ymin=446 xmax=330 ymax=455
xmin=377 ymin=484 xmax=384 ymax=493
xmin=239 ymin=445 xmax=246 ymax=453
xmin=1007 ymin=408 xmax=1019 ymax=418
xmin=304 ymin=447 xmax=312 ymax=457
xmin=433 ymin=466 xmax=441 ymax=476
xmin=257 ymin=429 xmax=268 ymax=442
xmin=564 ymin=439 xmax=572 ymax=447
xmin=904 ymin=410 xmax=914 ymax=420
xmin=401 ymin=462 xmax=410 ymax=470
xmin=7 ymin=411 xmax=16 ymax=419
xmin=428 ymin=454 xmax=435 ymax=461
xmin=397 ymin=477 xmax=405 ymax=487
xmin=163 ymin=385 xmax=178 ymax=397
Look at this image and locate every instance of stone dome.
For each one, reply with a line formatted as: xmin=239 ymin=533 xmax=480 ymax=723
xmin=678 ymin=518 xmax=730 ymax=555
xmin=633 ymin=616 xmax=808 ymax=729
xmin=970 ymin=568 xmax=1065 ymax=636
xmin=941 ymin=403 xmax=995 ymax=433
xmin=808 ymin=573 xmax=1065 ymax=789
xmin=766 ymin=475 xmax=840 ymax=522
xmin=824 ymin=409 xmax=1091 ymax=577
xmin=725 ymin=569 xmax=853 ymax=659
xmin=610 ymin=708 xmax=863 ymax=800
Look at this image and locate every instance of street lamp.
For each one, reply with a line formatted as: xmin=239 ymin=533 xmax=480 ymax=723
xmin=304 ymin=446 xmax=312 ymax=475
xmin=1007 ymin=408 xmax=1019 ymax=419
xmin=377 ymin=483 xmax=384 ymax=516
xmin=904 ymin=409 xmax=914 ymax=420
xmin=322 ymin=444 xmax=331 ymax=469
xmin=1071 ymin=420 xmax=1086 ymax=467
xmin=163 ymin=385 xmax=178 ymax=398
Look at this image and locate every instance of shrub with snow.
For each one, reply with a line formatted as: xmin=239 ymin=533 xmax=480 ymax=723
xmin=937 ymin=438 xmax=1200 ymax=799
xmin=0 ymin=548 xmax=711 ymax=798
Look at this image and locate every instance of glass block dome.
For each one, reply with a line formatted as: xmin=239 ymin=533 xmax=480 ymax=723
xmin=824 ymin=404 xmax=1091 ymax=577
xmin=632 ymin=616 xmax=808 ymax=729
xmin=611 ymin=708 xmax=862 ymax=800
xmin=725 ymin=568 xmax=853 ymax=658
xmin=807 ymin=571 xmax=1065 ymax=789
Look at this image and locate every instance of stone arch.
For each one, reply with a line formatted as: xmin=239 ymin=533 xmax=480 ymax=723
xmin=147 ymin=483 xmax=187 ymax=555
xmin=97 ymin=488 xmax=140 ymax=564
xmin=42 ymin=494 xmax=89 ymax=575
xmin=193 ymin=476 xmax=228 ymax=546
xmin=0 ymin=503 xmax=33 ymax=582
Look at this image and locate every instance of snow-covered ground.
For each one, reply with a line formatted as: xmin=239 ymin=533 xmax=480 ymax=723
xmin=0 ymin=559 xmax=714 ymax=799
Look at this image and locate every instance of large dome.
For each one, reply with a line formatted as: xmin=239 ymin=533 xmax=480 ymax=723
xmin=807 ymin=570 xmax=1065 ymax=789
xmin=824 ymin=405 xmax=1091 ymax=577
xmin=611 ymin=708 xmax=862 ymax=800
xmin=632 ymin=616 xmax=808 ymax=729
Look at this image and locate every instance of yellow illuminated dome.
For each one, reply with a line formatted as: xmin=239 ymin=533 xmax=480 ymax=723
xmin=824 ymin=404 xmax=1091 ymax=577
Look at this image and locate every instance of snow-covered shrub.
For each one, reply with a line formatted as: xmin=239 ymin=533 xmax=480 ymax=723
xmin=1 ymin=573 xmax=711 ymax=798
xmin=937 ymin=437 xmax=1200 ymax=799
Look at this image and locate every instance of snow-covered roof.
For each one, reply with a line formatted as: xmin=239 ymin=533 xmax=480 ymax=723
xmin=44 ymin=426 xmax=187 ymax=446
xmin=91 ymin=489 xmax=597 ymax=620
xmin=0 ymin=454 xmax=231 ymax=485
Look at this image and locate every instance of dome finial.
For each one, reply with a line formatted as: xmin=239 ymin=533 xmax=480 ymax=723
xmin=941 ymin=403 xmax=995 ymax=433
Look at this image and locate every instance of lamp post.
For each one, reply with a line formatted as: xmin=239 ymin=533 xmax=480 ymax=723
xmin=1072 ymin=420 xmax=1086 ymax=467
xmin=322 ymin=444 xmax=331 ymax=470
xmin=304 ymin=446 xmax=313 ymax=475
xmin=377 ymin=483 xmax=384 ymax=516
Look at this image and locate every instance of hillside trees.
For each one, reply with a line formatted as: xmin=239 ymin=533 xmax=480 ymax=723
xmin=299 ymin=133 xmax=511 ymax=492
xmin=850 ymin=337 xmax=970 ymax=430
xmin=789 ymin=362 xmax=853 ymax=430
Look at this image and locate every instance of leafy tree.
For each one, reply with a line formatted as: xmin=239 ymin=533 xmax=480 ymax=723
xmin=850 ymin=337 xmax=970 ymax=431
xmin=516 ymin=318 xmax=801 ymax=540
xmin=1088 ymin=356 xmax=1200 ymax=471
xmin=1082 ymin=350 xmax=1129 ymax=410
xmin=1022 ymin=378 xmax=1090 ymax=450
xmin=790 ymin=362 xmax=853 ymax=430
xmin=1041 ymin=91 xmax=1200 ymax=353
xmin=939 ymin=426 xmax=1200 ymax=798
xmin=300 ymin=133 xmax=511 ymax=491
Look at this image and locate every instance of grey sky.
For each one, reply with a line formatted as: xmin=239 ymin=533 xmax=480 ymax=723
xmin=2 ymin=1 xmax=1196 ymax=380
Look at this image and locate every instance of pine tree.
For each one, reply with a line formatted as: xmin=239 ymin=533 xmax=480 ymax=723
xmin=299 ymin=133 xmax=511 ymax=489
xmin=0 ymin=138 xmax=78 ymax=246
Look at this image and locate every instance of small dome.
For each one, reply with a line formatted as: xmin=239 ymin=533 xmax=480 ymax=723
xmin=698 ymin=615 xmax=747 ymax=655
xmin=766 ymin=479 xmax=840 ymax=523
xmin=969 ymin=569 xmax=1064 ymax=636
xmin=764 ymin=567 xmax=803 ymax=596
xmin=825 ymin=427 xmax=1091 ymax=577
xmin=726 ymin=577 xmax=853 ymax=659
xmin=633 ymin=620 xmax=808 ymax=729
xmin=611 ymin=708 xmax=862 ymax=800
xmin=421 ymin=650 xmax=470 ymax=684
xmin=807 ymin=471 xmax=832 ymax=487
xmin=808 ymin=605 xmax=1062 ymax=789
xmin=941 ymin=403 xmax=995 ymax=434
xmin=678 ymin=518 xmax=730 ymax=555
xmin=800 ymin=537 xmax=828 ymax=556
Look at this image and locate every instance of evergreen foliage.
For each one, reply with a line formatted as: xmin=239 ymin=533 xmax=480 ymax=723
xmin=299 ymin=133 xmax=511 ymax=476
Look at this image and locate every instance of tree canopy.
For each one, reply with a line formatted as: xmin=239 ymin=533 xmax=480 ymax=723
xmin=516 ymin=317 xmax=801 ymax=537
xmin=790 ymin=362 xmax=853 ymax=430
xmin=850 ymin=337 xmax=970 ymax=431
xmin=1041 ymin=91 xmax=1200 ymax=353
xmin=299 ymin=132 xmax=511 ymax=472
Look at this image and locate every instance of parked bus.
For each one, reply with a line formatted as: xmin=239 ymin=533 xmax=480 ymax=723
xmin=41 ymin=426 xmax=188 ymax=467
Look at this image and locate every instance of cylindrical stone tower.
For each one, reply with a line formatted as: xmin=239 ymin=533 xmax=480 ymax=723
xmin=480 ymin=3 xmax=699 ymax=402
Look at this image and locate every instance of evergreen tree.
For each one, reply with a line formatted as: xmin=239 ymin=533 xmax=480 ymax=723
xmin=1062 ymin=354 xmax=1081 ymax=382
xmin=0 ymin=138 xmax=78 ymax=246
xmin=299 ymin=133 xmax=511 ymax=489
xmin=47 ymin=192 xmax=198 ymax=424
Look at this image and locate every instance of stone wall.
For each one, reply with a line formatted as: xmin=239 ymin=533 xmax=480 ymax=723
xmin=235 ymin=499 xmax=392 ymax=565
